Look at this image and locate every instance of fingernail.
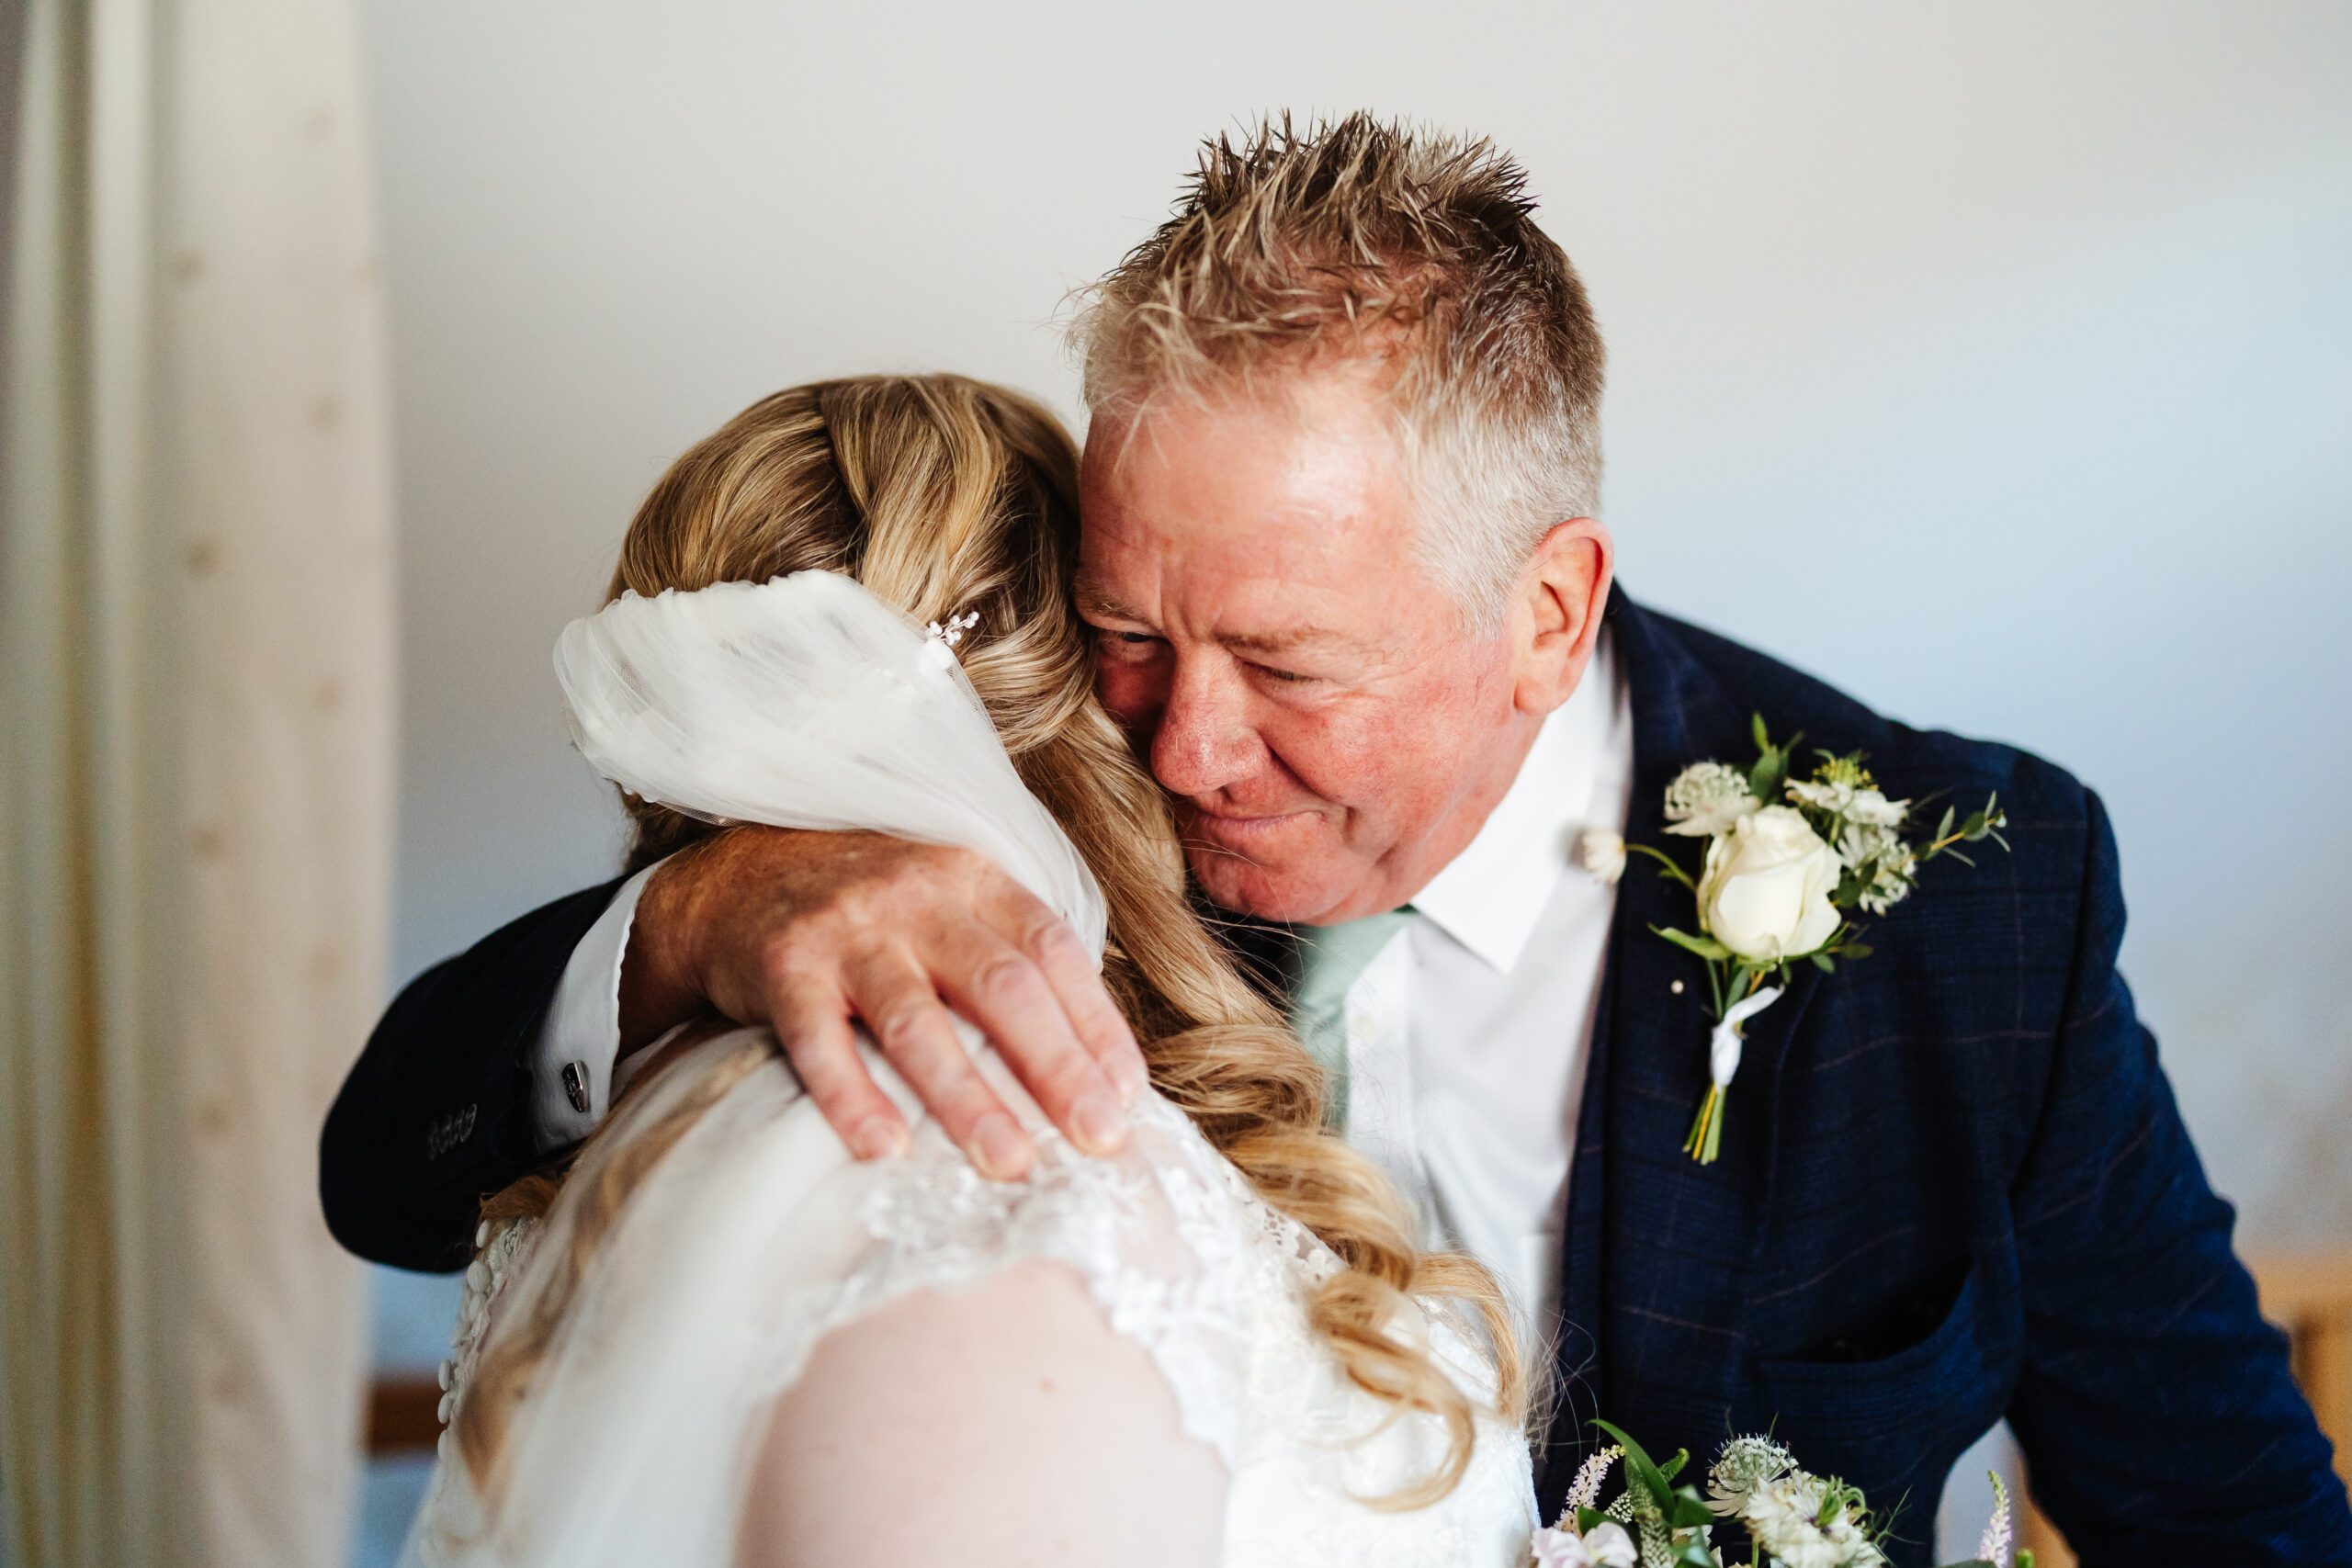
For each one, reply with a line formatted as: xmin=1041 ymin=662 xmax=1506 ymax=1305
xmin=974 ymin=1116 xmax=1030 ymax=1180
xmin=1108 ymin=1054 xmax=1149 ymax=1104
xmin=848 ymin=1119 xmax=905 ymax=1161
xmin=1070 ymin=1090 xmax=1128 ymax=1156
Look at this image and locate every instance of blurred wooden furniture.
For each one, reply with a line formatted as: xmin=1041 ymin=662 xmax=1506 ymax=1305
xmin=368 ymin=1374 xmax=445 ymax=1453
xmin=2021 ymin=1249 xmax=2352 ymax=1566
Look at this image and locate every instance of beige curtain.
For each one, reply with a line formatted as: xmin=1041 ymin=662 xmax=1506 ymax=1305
xmin=0 ymin=0 xmax=396 ymax=1562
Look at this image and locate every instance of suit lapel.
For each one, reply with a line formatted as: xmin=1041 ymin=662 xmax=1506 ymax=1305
xmin=1538 ymin=590 xmax=1817 ymax=1515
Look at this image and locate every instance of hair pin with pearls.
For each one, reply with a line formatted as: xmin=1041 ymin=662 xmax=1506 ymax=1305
xmin=926 ymin=609 xmax=980 ymax=649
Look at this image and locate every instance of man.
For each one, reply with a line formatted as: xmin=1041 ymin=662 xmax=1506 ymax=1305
xmin=322 ymin=117 xmax=2352 ymax=1562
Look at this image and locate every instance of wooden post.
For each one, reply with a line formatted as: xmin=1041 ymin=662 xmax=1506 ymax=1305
xmin=2254 ymin=1252 xmax=2352 ymax=1495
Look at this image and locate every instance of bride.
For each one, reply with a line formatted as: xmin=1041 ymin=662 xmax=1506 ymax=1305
xmin=404 ymin=374 xmax=1541 ymax=1567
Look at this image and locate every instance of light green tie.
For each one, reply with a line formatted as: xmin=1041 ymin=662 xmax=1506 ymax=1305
xmin=1289 ymin=909 xmax=1413 ymax=1133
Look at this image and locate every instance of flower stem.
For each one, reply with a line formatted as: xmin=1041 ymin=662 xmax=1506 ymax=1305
xmin=1683 ymin=1084 xmax=1725 ymax=1164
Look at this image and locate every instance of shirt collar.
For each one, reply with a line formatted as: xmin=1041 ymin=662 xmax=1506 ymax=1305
xmin=1408 ymin=629 xmax=1625 ymax=974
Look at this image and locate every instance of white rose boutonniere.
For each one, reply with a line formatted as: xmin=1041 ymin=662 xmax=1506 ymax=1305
xmin=1629 ymin=716 xmax=2010 ymax=1163
xmin=1697 ymin=807 xmax=1842 ymax=963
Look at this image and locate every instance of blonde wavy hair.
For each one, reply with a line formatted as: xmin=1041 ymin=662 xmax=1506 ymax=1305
xmin=453 ymin=372 xmax=1522 ymax=1510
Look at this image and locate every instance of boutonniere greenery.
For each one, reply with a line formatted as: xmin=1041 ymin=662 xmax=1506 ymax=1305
xmin=1603 ymin=716 xmax=2009 ymax=1164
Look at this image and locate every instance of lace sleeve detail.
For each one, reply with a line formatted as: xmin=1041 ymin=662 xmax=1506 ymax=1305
xmin=432 ymin=1217 xmax=536 ymax=1461
xmin=744 ymin=1070 xmax=1272 ymax=1468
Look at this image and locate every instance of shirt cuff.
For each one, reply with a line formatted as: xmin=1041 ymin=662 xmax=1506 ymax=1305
xmin=530 ymin=862 xmax=661 ymax=1152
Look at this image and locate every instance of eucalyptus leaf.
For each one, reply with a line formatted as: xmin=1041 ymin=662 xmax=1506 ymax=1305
xmin=1838 ymin=942 xmax=1874 ymax=960
xmin=1811 ymin=952 xmax=1836 ymax=975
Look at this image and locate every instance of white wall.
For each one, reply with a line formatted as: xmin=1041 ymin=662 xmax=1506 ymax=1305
xmin=355 ymin=1 xmax=2352 ymax=1247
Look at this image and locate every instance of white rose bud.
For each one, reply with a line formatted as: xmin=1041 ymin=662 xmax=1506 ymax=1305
xmin=1698 ymin=806 xmax=1843 ymax=963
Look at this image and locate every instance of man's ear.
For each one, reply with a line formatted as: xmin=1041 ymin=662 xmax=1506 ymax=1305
xmin=1511 ymin=518 xmax=1613 ymax=715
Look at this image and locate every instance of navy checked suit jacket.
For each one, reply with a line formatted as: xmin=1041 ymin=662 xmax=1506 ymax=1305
xmin=321 ymin=589 xmax=2352 ymax=1565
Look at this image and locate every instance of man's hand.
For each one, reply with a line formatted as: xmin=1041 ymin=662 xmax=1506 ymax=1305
xmin=618 ymin=827 xmax=1148 ymax=1179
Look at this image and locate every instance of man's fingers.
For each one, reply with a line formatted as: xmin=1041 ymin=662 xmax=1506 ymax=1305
xmin=930 ymin=913 xmax=1131 ymax=1158
xmin=772 ymin=982 xmax=908 ymax=1163
xmin=849 ymin=950 xmax=1035 ymax=1180
xmin=1001 ymin=891 xmax=1148 ymax=1105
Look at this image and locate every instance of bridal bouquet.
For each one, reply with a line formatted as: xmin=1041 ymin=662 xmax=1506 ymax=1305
xmin=1532 ymin=1423 xmax=2030 ymax=1568
xmin=1600 ymin=716 xmax=2007 ymax=1163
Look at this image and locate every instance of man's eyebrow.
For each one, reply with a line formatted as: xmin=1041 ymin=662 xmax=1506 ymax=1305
xmin=1074 ymin=588 xmax=1150 ymax=623
xmin=1073 ymin=589 xmax=1366 ymax=660
xmin=1219 ymin=626 xmax=1346 ymax=655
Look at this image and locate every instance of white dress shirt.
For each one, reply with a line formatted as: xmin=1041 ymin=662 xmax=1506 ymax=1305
xmin=532 ymin=633 xmax=1636 ymax=1338
xmin=1332 ymin=634 xmax=1633 ymax=1339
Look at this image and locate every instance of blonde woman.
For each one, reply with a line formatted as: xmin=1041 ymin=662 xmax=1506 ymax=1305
xmin=402 ymin=374 xmax=1537 ymax=1568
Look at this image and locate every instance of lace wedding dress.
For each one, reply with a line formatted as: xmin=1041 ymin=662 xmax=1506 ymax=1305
xmin=400 ymin=572 xmax=1538 ymax=1567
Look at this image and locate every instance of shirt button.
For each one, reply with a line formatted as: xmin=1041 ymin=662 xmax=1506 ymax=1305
xmin=1348 ymin=1012 xmax=1376 ymax=1042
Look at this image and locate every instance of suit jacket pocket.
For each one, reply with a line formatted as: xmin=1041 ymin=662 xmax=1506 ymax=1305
xmin=1750 ymin=1264 xmax=2007 ymax=1507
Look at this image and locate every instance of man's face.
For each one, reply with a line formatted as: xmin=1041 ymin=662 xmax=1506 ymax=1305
xmin=1075 ymin=370 xmax=1602 ymax=924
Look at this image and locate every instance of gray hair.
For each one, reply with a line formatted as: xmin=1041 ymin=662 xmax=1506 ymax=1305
xmin=1070 ymin=113 xmax=1605 ymax=629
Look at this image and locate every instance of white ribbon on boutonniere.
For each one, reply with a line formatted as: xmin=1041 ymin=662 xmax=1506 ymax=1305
xmin=1708 ymin=985 xmax=1784 ymax=1093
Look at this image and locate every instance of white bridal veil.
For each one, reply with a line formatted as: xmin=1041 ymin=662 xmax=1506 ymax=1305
xmin=553 ymin=570 xmax=1105 ymax=962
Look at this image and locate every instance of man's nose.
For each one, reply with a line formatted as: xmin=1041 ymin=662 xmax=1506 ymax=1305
xmin=1149 ymin=653 xmax=1262 ymax=799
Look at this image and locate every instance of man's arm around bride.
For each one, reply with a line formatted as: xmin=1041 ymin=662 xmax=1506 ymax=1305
xmin=323 ymin=117 xmax=2352 ymax=1566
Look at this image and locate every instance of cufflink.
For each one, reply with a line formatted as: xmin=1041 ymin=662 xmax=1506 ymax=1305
xmin=561 ymin=1060 xmax=591 ymax=1115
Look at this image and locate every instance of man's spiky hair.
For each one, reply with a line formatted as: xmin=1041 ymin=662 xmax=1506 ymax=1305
xmin=1072 ymin=112 xmax=1605 ymax=625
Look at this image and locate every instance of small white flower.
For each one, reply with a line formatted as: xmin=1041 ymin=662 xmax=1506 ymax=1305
xmin=1532 ymin=1519 xmax=1638 ymax=1568
xmin=1785 ymin=776 xmax=1854 ymax=817
xmin=1565 ymin=1445 xmax=1625 ymax=1511
xmin=1664 ymin=761 xmax=1760 ymax=838
xmin=1844 ymin=788 xmax=1907 ymax=828
xmin=1578 ymin=829 xmax=1627 ymax=885
xmin=1708 ymin=1434 xmax=1796 ymax=1516
xmin=1738 ymin=1472 xmax=1886 ymax=1568
xmin=1857 ymin=858 xmax=1917 ymax=917
xmin=1978 ymin=1473 xmax=2013 ymax=1567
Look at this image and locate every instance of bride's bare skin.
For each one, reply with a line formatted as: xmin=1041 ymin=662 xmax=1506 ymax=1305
xmin=739 ymin=1261 xmax=1227 ymax=1568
